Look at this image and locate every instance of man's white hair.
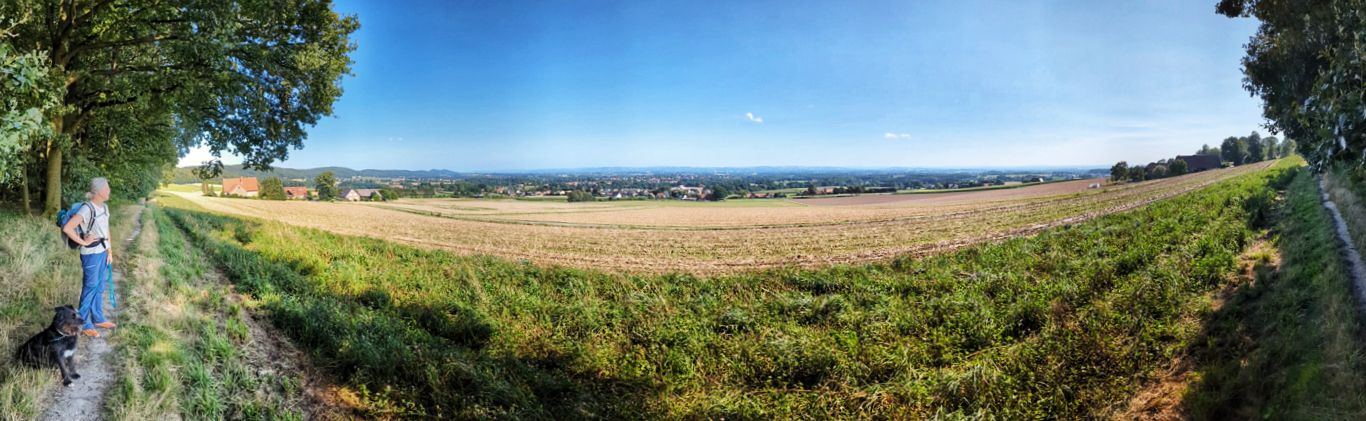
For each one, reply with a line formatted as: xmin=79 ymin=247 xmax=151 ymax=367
xmin=86 ymin=177 xmax=109 ymax=200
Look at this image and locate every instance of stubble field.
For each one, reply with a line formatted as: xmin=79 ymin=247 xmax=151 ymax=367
xmin=164 ymin=162 xmax=1272 ymax=273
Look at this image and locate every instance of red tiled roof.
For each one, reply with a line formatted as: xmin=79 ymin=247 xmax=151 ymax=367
xmin=284 ymin=187 xmax=309 ymax=198
xmin=222 ymin=177 xmax=259 ymax=194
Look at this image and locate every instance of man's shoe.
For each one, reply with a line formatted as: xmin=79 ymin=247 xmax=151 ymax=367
xmin=94 ymin=322 xmax=116 ymax=329
xmin=82 ymin=329 xmax=100 ymax=338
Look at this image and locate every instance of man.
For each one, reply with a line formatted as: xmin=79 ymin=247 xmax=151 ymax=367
xmin=60 ymin=177 xmax=117 ymax=338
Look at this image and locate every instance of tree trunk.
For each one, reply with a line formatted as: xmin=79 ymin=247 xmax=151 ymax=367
xmin=43 ymin=146 xmax=62 ymax=216
xmin=20 ymin=162 xmax=31 ymax=216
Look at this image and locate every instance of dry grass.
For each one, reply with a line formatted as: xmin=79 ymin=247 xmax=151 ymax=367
xmin=0 ymin=205 xmax=137 ymax=421
xmin=161 ymin=163 xmax=1273 ymax=273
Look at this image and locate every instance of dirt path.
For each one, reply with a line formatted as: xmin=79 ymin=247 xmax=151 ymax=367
xmin=40 ymin=205 xmax=145 ymax=421
xmin=1318 ymin=177 xmax=1366 ymax=308
xmin=217 ymin=276 xmax=356 ymax=420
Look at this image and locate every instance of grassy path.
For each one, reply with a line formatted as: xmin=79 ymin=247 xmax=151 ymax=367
xmin=102 ymin=204 xmax=349 ymax=420
xmin=39 ymin=205 xmax=145 ymax=421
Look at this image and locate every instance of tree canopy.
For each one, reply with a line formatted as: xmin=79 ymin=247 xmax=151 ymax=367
xmin=260 ymin=177 xmax=286 ymax=200
xmin=1245 ymin=131 xmax=1264 ymax=163
xmin=1218 ymin=0 xmax=1362 ymax=169
xmin=567 ymin=190 xmax=595 ymax=202
xmin=0 ymin=37 xmax=62 ymax=208
xmin=0 ymin=0 xmax=358 ymax=214
xmin=314 ymin=171 xmax=338 ymax=201
xmin=1169 ymin=158 xmax=1188 ymax=176
xmin=1221 ymin=136 xmax=1249 ymax=166
xmin=1110 ymin=161 xmax=1128 ymax=182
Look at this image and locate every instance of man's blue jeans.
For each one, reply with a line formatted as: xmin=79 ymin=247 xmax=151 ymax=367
xmin=78 ymin=251 xmax=109 ymax=330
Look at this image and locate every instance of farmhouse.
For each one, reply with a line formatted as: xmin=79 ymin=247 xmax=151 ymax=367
xmin=284 ymin=187 xmax=310 ymax=200
xmin=340 ymin=188 xmax=383 ymax=201
xmin=1176 ymin=154 xmax=1222 ymax=172
xmin=221 ymin=177 xmax=260 ymax=197
xmin=670 ymin=185 xmax=709 ymax=200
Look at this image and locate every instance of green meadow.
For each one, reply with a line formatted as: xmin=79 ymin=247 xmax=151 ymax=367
xmin=133 ymin=159 xmax=1363 ymax=418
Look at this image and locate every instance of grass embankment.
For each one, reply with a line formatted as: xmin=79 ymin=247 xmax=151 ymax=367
xmin=0 ymin=205 xmax=135 ymax=420
xmin=153 ymin=160 xmax=1296 ymax=419
xmin=103 ymin=205 xmax=306 ymax=420
xmin=1174 ymin=166 xmax=1366 ymax=419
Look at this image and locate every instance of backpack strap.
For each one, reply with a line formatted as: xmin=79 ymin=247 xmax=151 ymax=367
xmin=80 ymin=202 xmax=102 ymax=250
xmin=83 ymin=202 xmax=97 ymax=234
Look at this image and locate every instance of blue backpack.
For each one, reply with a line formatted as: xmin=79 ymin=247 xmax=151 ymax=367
xmin=54 ymin=202 xmax=97 ymax=250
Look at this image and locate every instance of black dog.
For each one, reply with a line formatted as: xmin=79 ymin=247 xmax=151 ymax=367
xmin=14 ymin=305 xmax=83 ymax=386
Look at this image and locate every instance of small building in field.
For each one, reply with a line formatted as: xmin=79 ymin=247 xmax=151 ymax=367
xmin=340 ymin=188 xmax=383 ymax=201
xmin=283 ymin=187 xmax=309 ymax=200
xmin=1176 ymin=155 xmax=1222 ymax=172
xmin=221 ymin=177 xmax=259 ymax=197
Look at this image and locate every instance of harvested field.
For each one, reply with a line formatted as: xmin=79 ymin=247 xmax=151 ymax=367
xmin=161 ymin=162 xmax=1273 ymax=273
xmin=801 ymin=178 xmax=1105 ymax=206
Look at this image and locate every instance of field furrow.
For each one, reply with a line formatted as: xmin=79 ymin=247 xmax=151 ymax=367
xmin=161 ymin=162 xmax=1273 ymax=273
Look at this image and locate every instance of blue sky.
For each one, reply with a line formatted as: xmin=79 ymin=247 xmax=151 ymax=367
xmin=181 ymin=0 xmax=1265 ymax=170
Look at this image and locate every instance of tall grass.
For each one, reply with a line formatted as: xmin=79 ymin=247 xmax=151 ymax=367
xmin=0 ymin=205 xmax=134 ymax=420
xmin=104 ymin=205 xmax=304 ymax=420
xmin=1176 ymin=167 xmax=1366 ymax=419
xmin=156 ymin=162 xmax=1293 ymax=419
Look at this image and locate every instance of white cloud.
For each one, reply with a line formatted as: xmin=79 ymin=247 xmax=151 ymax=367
xmin=745 ymin=112 xmax=764 ymax=124
xmin=883 ymin=132 xmax=912 ymax=140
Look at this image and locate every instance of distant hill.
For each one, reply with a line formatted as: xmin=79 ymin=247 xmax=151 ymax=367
xmin=171 ymin=165 xmax=463 ymax=184
xmin=172 ymin=164 xmax=1110 ymax=184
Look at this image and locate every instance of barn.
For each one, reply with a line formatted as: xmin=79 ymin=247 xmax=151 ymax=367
xmin=340 ymin=188 xmax=384 ymax=201
xmin=284 ymin=186 xmax=310 ymax=200
xmin=1176 ymin=155 xmax=1222 ymax=172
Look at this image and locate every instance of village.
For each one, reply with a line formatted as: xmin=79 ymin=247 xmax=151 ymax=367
xmin=196 ymin=165 xmax=1120 ymax=202
xmin=217 ymin=177 xmax=388 ymax=201
xmin=204 ymin=154 xmax=1224 ymax=202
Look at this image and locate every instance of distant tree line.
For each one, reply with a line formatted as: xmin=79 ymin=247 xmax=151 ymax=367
xmin=1109 ymin=133 xmax=1293 ymax=183
xmin=1110 ymin=159 xmax=1187 ymax=184
xmin=252 ymin=168 xmax=1107 ymax=200
xmin=566 ymin=190 xmax=595 ymax=202
xmin=1217 ymin=132 xmax=1293 ymax=166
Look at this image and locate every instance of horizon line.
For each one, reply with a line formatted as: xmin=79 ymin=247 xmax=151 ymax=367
xmin=181 ymin=162 xmax=1115 ymax=174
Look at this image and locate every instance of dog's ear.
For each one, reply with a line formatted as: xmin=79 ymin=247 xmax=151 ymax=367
xmin=54 ymin=306 xmax=65 ymax=312
xmin=65 ymin=304 xmax=75 ymax=311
